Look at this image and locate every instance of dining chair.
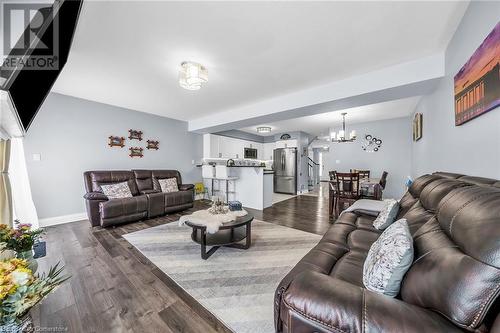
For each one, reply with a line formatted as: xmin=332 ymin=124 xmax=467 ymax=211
xmin=334 ymin=172 xmax=360 ymax=217
xmin=360 ymin=171 xmax=387 ymax=200
xmin=379 ymin=171 xmax=388 ymax=190
xmin=351 ymin=169 xmax=370 ymax=179
xmin=328 ymin=181 xmax=337 ymax=219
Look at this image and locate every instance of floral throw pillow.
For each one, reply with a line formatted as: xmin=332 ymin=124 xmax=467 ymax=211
xmin=100 ymin=182 xmax=133 ymax=199
xmin=158 ymin=178 xmax=179 ymax=193
xmin=373 ymin=199 xmax=399 ymax=230
xmin=363 ymin=218 xmax=414 ymax=297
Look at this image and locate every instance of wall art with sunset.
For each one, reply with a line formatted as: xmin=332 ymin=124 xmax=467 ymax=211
xmin=454 ymin=21 xmax=499 ymax=126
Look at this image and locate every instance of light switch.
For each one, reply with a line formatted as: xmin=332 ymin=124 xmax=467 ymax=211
xmin=33 ymin=153 xmax=41 ymax=161
xmin=336 ymin=160 xmax=341 ymax=164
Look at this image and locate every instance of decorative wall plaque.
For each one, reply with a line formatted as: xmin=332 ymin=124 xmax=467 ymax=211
xmin=362 ymin=134 xmax=382 ymax=152
xmin=129 ymin=147 xmax=144 ymax=158
xmin=128 ymin=129 xmax=143 ymax=141
xmin=280 ymin=133 xmax=291 ymax=140
xmin=146 ymin=140 xmax=159 ymax=150
xmin=108 ymin=136 xmax=125 ymax=148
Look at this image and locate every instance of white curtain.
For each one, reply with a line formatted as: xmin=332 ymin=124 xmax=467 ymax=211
xmin=0 ymin=140 xmax=13 ymax=227
xmin=10 ymin=138 xmax=38 ymax=229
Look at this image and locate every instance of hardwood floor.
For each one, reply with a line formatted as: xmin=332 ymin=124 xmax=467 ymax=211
xmin=31 ymin=193 xmax=332 ymax=333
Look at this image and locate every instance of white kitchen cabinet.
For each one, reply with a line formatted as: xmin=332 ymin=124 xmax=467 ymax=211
xmin=204 ymin=134 xmax=268 ymax=159
xmin=263 ymin=142 xmax=275 ymax=160
xmin=275 ymin=139 xmax=298 ymax=149
xmin=210 ymin=135 xmax=221 ymax=158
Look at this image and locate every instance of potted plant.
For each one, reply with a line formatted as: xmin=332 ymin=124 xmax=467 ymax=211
xmin=0 ymin=222 xmax=44 ymax=273
xmin=0 ymin=257 xmax=69 ymax=332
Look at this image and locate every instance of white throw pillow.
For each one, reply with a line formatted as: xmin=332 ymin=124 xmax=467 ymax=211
xmin=158 ymin=178 xmax=179 ymax=193
xmin=373 ymin=199 xmax=399 ymax=230
xmin=101 ymin=182 xmax=133 ymax=199
xmin=363 ymin=218 xmax=414 ymax=297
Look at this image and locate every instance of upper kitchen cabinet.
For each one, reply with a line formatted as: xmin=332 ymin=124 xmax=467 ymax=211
xmin=275 ymin=139 xmax=298 ymax=149
xmin=263 ymin=142 xmax=275 ymax=160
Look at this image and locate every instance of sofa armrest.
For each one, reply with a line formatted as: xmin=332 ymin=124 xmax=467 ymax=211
xmin=141 ymin=189 xmax=160 ymax=195
xmin=84 ymin=192 xmax=108 ymax=201
xmin=281 ymin=271 xmax=463 ymax=333
xmin=179 ymin=184 xmax=194 ymax=191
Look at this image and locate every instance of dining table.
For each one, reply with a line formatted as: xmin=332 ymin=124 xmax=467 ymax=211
xmin=328 ymin=177 xmax=382 ymax=217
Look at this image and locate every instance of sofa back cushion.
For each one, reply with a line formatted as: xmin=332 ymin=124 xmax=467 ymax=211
xmin=84 ymin=171 xmax=139 ymax=196
xmin=133 ymin=170 xmax=154 ymax=193
xmin=401 ymin=185 xmax=500 ymax=330
xmin=133 ymin=170 xmax=182 ymax=192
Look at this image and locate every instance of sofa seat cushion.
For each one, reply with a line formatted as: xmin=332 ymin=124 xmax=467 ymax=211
xmin=282 ymin=272 xmax=465 ymax=333
xmin=319 ymin=222 xmax=381 ymax=288
xmin=329 ymin=249 xmax=368 ymax=287
xmin=99 ymin=195 xmax=148 ymax=219
xmin=335 ymin=212 xmax=380 ymax=233
xmin=164 ymin=190 xmax=193 ymax=207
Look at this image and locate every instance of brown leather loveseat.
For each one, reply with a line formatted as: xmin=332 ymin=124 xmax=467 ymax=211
xmin=83 ymin=169 xmax=194 ymax=227
xmin=275 ymin=172 xmax=500 ymax=332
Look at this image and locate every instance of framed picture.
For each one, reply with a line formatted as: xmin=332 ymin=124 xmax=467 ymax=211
xmin=108 ymin=136 xmax=125 ymax=148
xmin=454 ymin=22 xmax=499 ymax=126
xmin=129 ymin=147 xmax=143 ymax=158
xmin=413 ymin=113 xmax=423 ymax=141
xmin=128 ymin=129 xmax=143 ymax=141
xmin=146 ymin=140 xmax=159 ymax=150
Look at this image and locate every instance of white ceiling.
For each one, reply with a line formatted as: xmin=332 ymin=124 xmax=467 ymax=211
xmin=239 ymin=96 xmax=422 ymax=137
xmin=52 ymin=1 xmax=468 ymax=122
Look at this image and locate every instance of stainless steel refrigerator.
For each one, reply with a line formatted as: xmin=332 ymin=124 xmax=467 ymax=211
xmin=273 ymin=148 xmax=297 ymax=194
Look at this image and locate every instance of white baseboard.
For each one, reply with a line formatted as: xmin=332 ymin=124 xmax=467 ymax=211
xmin=38 ymin=212 xmax=87 ymax=227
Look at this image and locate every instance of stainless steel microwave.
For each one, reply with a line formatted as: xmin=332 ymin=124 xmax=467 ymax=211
xmin=244 ymin=147 xmax=258 ymax=159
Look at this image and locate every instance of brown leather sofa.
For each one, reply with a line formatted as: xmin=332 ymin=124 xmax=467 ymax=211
xmin=275 ymin=172 xmax=500 ymax=333
xmin=83 ymin=170 xmax=194 ymax=227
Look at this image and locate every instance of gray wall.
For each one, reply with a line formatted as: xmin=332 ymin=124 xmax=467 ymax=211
xmin=24 ymin=93 xmax=203 ymax=219
xmin=322 ymin=117 xmax=412 ymax=199
xmin=411 ymin=1 xmax=500 ymax=179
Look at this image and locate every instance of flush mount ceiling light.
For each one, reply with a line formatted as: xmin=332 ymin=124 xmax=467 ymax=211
xmin=330 ymin=112 xmax=357 ymax=143
xmin=256 ymin=126 xmax=272 ymax=134
xmin=179 ymin=61 xmax=208 ymax=90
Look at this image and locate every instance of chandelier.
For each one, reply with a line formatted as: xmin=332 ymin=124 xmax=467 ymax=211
xmin=330 ymin=113 xmax=356 ymax=143
xmin=179 ymin=61 xmax=208 ymax=90
xmin=256 ymin=126 xmax=271 ymax=133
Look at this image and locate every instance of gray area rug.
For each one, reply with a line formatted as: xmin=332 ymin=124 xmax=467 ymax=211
xmin=123 ymin=220 xmax=321 ymax=333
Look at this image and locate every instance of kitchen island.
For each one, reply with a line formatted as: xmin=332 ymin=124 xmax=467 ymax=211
xmin=202 ymin=159 xmax=274 ymax=210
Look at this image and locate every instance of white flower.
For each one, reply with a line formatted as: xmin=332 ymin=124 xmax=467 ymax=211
xmin=0 ymin=243 xmax=15 ymax=260
xmin=11 ymin=269 xmax=30 ymax=286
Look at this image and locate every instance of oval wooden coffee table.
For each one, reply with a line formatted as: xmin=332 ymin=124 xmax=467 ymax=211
xmin=185 ymin=212 xmax=254 ymax=260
